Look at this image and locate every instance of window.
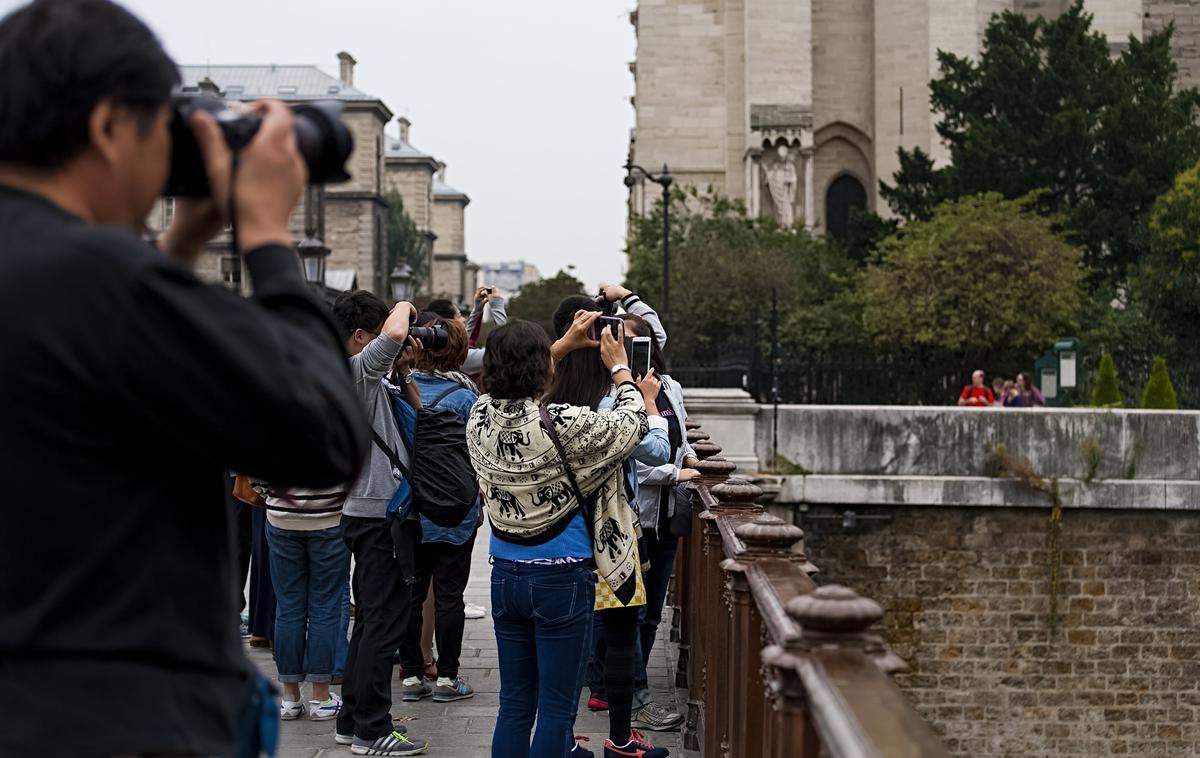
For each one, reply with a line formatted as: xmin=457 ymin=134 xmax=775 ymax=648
xmin=825 ymin=174 xmax=867 ymax=241
xmin=277 ymin=85 xmax=298 ymax=95
xmin=220 ymin=256 xmax=242 ymax=291
xmin=163 ymin=197 xmax=175 ymax=228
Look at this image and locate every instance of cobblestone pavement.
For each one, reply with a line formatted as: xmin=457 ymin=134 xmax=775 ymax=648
xmin=247 ymin=527 xmax=691 ymax=758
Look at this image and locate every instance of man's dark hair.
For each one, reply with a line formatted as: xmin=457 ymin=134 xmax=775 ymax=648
xmin=332 ymin=290 xmax=390 ymax=341
xmin=0 ymin=0 xmax=180 ymax=169
xmin=483 ymin=320 xmax=551 ymax=400
xmin=426 ymin=299 xmax=459 ymax=320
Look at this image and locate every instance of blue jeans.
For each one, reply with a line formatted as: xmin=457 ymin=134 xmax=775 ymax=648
xmin=491 ymin=559 xmax=596 ymax=758
xmin=335 ymin=576 xmax=351 ymax=678
xmin=266 ymin=523 xmax=351 ymax=684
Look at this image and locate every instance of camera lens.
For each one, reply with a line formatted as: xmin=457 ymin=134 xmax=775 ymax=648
xmin=408 ymin=325 xmax=449 ymax=351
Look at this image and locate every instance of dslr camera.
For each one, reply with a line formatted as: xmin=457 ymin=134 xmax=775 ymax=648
xmin=165 ymin=95 xmax=354 ymax=197
xmin=408 ymin=324 xmax=449 ymax=352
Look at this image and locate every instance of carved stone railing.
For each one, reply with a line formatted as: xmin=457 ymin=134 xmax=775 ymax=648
xmin=673 ymin=419 xmax=949 ymax=758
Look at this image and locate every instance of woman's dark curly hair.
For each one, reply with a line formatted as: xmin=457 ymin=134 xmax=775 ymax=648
xmin=482 ymin=320 xmax=552 ymax=400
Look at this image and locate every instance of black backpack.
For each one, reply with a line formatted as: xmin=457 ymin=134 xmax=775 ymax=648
xmin=373 ymin=383 xmax=479 ymax=528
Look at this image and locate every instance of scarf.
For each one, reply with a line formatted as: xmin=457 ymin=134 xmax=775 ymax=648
xmin=467 ymin=382 xmax=649 ymax=604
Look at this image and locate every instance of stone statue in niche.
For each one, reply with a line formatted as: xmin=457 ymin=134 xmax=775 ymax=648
xmin=764 ymin=143 xmax=798 ymax=227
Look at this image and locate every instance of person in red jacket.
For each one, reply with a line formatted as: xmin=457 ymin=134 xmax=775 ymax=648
xmin=958 ymin=369 xmax=995 ymax=407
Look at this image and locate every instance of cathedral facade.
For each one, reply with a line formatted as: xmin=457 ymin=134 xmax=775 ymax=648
xmin=627 ymin=0 xmax=1200 ymax=237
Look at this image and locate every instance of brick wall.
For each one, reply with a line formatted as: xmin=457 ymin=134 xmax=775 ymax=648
xmin=798 ymin=504 xmax=1200 ymax=757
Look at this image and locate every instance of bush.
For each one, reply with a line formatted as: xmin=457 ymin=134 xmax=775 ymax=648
xmin=1141 ymin=356 xmax=1179 ymax=409
xmin=1090 ymin=354 xmax=1123 ymax=407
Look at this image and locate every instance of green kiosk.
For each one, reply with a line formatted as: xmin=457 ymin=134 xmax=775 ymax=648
xmin=1035 ymin=338 xmax=1081 ymax=407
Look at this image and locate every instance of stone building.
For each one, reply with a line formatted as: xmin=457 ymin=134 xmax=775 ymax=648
xmin=154 ymin=54 xmax=392 ymax=294
xmin=383 ymin=117 xmax=439 ymax=297
xmin=430 ymin=167 xmax=475 ymax=305
xmin=478 ymin=260 xmax=542 ymax=297
xmin=627 ymin=0 xmax=1200 ymax=238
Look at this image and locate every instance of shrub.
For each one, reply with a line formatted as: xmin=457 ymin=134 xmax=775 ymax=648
xmin=1090 ymin=354 xmax=1123 ymax=408
xmin=1141 ymin=356 xmax=1179 ymax=409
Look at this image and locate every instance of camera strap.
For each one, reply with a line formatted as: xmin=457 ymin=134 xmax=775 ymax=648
xmin=228 ymin=151 xmax=242 ymax=254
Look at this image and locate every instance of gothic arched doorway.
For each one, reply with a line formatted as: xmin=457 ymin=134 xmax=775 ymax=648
xmin=825 ymin=174 xmax=867 ymax=240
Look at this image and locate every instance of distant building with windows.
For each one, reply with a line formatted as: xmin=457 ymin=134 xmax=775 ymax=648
xmin=478 ymin=260 xmax=541 ymax=297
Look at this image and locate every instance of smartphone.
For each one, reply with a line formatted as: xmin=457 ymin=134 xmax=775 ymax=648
xmin=631 ymin=336 xmax=652 ymax=378
xmin=589 ymin=316 xmax=623 ymax=341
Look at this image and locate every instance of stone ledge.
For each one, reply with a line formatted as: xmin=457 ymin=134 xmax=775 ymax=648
xmin=769 ymin=474 xmax=1200 ymax=511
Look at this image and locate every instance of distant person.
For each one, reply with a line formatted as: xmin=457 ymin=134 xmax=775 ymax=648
xmin=426 ymin=284 xmax=507 ymax=374
xmin=958 ymin=370 xmax=995 ymax=407
xmin=1002 ymin=380 xmax=1025 ymax=408
xmin=991 ymin=377 xmax=1006 ymax=407
xmin=1019 ymin=372 xmax=1046 ymax=407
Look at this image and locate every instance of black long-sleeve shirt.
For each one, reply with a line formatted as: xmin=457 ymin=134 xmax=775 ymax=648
xmin=0 ymin=185 xmax=368 ymax=757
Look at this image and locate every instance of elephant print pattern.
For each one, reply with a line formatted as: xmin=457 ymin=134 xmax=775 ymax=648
xmin=496 ymin=429 xmax=532 ymax=461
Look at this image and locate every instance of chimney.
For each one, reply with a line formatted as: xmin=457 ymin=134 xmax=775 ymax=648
xmin=337 ymin=51 xmax=356 ymax=87
xmin=397 ymin=116 xmax=411 ymax=144
xmin=198 ymin=76 xmax=220 ymax=96
xmin=437 ymin=162 xmax=447 ymax=183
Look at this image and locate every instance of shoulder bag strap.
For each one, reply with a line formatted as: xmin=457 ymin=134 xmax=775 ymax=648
xmin=372 ymin=430 xmax=410 ymax=479
xmin=430 ymin=383 xmax=467 ymax=409
xmin=538 ymin=403 xmax=592 ymax=515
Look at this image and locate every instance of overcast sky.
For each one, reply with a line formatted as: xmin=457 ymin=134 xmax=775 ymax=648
xmin=1 ymin=0 xmax=638 ymax=291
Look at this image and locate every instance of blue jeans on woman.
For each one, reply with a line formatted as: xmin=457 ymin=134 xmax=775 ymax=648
xmin=266 ymin=523 xmax=351 ymax=683
xmin=491 ymin=559 xmax=596 ymax=758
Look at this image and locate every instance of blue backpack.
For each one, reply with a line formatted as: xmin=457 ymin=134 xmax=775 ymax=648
xmin=371 ymin=383 xmax=478 ymax=526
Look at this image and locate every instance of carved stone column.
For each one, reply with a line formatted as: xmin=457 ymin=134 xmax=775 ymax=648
xmin=802 ymin=148 xmax=815 ymax=230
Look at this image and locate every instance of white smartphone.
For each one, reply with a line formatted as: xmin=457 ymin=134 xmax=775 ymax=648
xmin=631 ymin=336 xmax=652 ymax=379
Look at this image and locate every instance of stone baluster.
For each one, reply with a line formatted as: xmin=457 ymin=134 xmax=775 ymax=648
xmin=784 ymin=583 xmax=907 ymax=675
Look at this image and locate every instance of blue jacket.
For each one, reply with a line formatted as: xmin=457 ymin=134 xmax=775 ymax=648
xmin=412 ymin=373 xmax=481 ymax=545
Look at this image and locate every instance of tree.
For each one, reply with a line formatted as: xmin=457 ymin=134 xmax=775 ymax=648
xmin=881 ymin=3 xmax=1200 ymax=283
xmin=384 ymin=190 xmax=429 ymax=292
xmin=624 ymin=189 xmax=863 ymax=365
xmin=1141 ymin=356 xmax=1179 ymax=409
xmin=1090 ymin=354 xmax=1123 ymax=407
xmin=506 ymin=268 xmax=587 ymax=336
xmin=1135 ymin=159 xmax=1200 ymax=352
xmin=861 ymin=193 xmax=1082 ymax=362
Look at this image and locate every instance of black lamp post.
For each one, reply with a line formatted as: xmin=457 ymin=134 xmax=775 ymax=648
xmin=297 ymin=185 xmax=329 ymax=287
xmin=624 ymin=160 xmax=673 ymax=332
xmin=389 ymin=263 xmax=414 ymax=303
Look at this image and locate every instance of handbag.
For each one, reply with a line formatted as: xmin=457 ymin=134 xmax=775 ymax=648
xmin=669 ymin=482 xmax=694 ymax=538
xmin=231 ymin=474 xmax=265 ymax=507
xmin=538 ymin=404 xmax=646 ymax=610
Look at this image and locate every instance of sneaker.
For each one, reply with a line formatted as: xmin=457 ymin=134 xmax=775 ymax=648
xmin=464 ymin=602 xmax=488 ymax=619
xmin=309 ymin=692 xmax=342 ymax=721
xmin=279 ymin=699 xmax=305 ymax=720
xmin=587 ymin=696 xmax=609 ymax=711
xmin=571 ymin=735 xmax=595 ymax=758
xmin=604 ymin=730 xmax=669 ymax=758
xmin=633 ymin=700 xmax=684 ymax=732
xmin=401 ymin=677 xmax=433 ymax=702
xmin=350 ymin=730 xmax=429 ymax=756
xmin=338 ymin=725 xmax=406 ymax=745
xmin=432 ymin=676 xmax=474 ymax=702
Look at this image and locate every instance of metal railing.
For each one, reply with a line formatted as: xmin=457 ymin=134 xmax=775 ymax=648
xmin=672 ymin=420 xmax=949 ymax=758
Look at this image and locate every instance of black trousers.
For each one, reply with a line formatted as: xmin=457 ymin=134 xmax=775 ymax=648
xmin=247 ymin=506 xmax=275 ymax=639
xmin=337 ymin=516 xmax=418 ymax=741
xmin=399 ymin=526 xmax=477 ymax=680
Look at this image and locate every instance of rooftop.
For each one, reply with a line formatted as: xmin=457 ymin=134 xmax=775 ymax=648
xmin=434 ymin=176 xmax=469 ymax=202
xmin=385 ymin=134 xmax=434 ymax=160
xmin=176 ymin=65 xmax=378 ymax=102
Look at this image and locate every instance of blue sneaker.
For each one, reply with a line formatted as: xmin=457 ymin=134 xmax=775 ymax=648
xmin=431 ymin=676 xmax=474 ymax=702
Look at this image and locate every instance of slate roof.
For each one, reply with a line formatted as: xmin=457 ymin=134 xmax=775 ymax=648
xmin=385 ymin=134 xmax=434 ymax=160
xmin=433 ymin=176 xmax=468 ymax=201
xmin=177 ymin=65 xmax=378 ymax=102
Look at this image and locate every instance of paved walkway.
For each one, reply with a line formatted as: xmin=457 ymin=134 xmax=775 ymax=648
xmin=248 ymin=527 xmax=689 ymax=757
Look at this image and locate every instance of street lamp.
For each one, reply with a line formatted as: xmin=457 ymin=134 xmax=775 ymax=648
xmin=624 ymin=160 xmax=673 ymax=333
xmin=297 ymin=185 xmax=329 ymax=287
xmin=389 ymin=263 xmax=414 ymax=303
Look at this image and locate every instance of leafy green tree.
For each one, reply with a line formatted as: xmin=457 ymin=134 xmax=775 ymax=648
xmin=881 ymin=3 xmax=1200 ymax=283
xmin=1141 ymin=356 xmax=1179 ymax=409
xmin=507 ymin=268 xmax=587 ymax=336
xmin=624 ymin=189 xmax=863 ymax=365
xmin=384 ymin=190 xmax=429 ymax=292
xmin=861 ymin=193 xmax=1082 ymax=362
xmin=1135 ymin=159 xmax=1200 ymax=352
xmin=1090 ymin=354 xmax=1124 ymax=407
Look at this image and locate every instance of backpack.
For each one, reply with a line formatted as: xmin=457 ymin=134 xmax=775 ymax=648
xmin=372 ymin=383 xmax=479 ymax=527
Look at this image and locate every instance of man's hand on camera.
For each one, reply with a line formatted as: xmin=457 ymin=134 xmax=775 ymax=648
xmin=474 ymin=286 xmax=495 ymax=304
xmin=395 ymin=338 xmax=422 ymax=376
xmin=550 ymin=310 xmax=600 ymax=362
xmin=159 ymin=110 xmax=233 ymax=266
xmin=637 ymin=368 xmax=661 ymax=414
xmin=382 ymin=301 xmax=417 ymax=345
xmin=232 ymin=100 xmax=306 ymax=253
xmin=597 ymin=283 xmax=632 ymax=303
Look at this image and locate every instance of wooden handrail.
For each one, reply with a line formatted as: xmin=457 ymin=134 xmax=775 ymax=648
xmin=672 ymin=419 xmax=950 ymax=758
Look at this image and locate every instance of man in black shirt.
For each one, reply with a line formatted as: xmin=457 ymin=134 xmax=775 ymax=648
xmin=0 ymin=1 xmax=369 ymax=756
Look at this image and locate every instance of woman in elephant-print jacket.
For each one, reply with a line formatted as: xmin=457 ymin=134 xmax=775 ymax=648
xmin=466 ymin=316 xmax=665 ymax=758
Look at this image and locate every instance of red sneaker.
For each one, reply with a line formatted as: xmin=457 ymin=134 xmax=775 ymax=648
xmin=587 ymin=696 xmax=609 ymax=711
xmin=604 ymin=730 xmax=669 ymax=758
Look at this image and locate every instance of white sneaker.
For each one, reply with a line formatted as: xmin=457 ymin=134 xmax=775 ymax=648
xmin=309 ymin=691 xmax=342 ymax=721
xmin=280 ymin=699 xmax=305 ymax=720
xmin=464 ymin=602 xmax=487 ymax=619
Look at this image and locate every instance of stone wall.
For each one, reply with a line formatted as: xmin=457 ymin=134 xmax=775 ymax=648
xmin=798 ymin=503 xmax=1200 ymax=757
xmin=384 ymin=162 xmax=435 ymax=232
xmin=1145 ymin=0 xmax=1200 ymax=86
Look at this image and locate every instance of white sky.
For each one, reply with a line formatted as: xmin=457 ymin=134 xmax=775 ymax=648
xmin=1 ymin=0 xmax=637 ymax=291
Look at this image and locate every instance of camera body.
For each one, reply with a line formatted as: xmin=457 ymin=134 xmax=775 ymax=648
xmin=408 ymin=325 xmax=449 ymax=352
xmin=164 ymin=95 xmax=354 ymax=197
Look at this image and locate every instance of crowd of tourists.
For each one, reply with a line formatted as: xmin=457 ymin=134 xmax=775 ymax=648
xmin=0 ymin=2 xmax=694 ymax=757
xmin=958 ymin=369 xmax=1047 ymax=408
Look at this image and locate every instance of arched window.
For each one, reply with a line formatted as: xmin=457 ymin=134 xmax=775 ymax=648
xmin=825 ymin=174 xmax=867 ymax=240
